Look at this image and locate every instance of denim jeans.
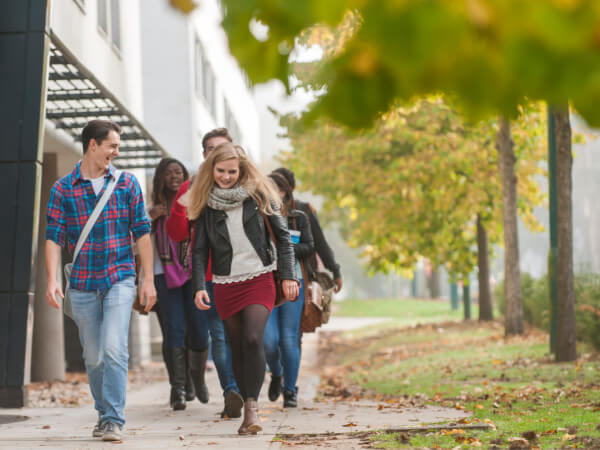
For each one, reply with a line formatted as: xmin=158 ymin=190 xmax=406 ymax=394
xmin=205 ymin=281 xmax=238 ymax=395
xmin=263 ymin=280 xmax=305 ymax=393
xmin=155 ymin=275 xmax=209 ymax=351
xmin=69 ymin=277 xmax=136 ymax=427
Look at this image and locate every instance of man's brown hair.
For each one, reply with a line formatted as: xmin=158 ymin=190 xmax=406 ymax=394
xmin=81 ymin=120 xmax=121 ymax=153
xmin=201 ymin=128 xmax=232 ymax=152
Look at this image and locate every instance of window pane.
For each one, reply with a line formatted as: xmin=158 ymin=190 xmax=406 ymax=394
xmin=195 ymin=39 xmax=203 ymax=96
xmin=110 ymin=0 xmax=121 ymax=49
xmin=97 ymin=0 xmax=107 ymax=33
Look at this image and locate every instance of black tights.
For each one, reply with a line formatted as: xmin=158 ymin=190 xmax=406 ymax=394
xmin=223 ymin=304 xmax=271 ymax=400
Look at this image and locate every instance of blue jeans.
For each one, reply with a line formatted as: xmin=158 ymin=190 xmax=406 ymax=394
xmin=69 ymin=277 xmax=136 ymax=427
xmin=263 ymin=280 xmax=305 ymax=393
xmin=155 ymin=275 xmax=209 ymax=351
xmin=205 ymin=281 xmax=238 ymax=395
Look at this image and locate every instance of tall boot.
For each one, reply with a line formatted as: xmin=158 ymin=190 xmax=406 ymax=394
xmin=184 ymin=349 xmax=196 ymax=401
xmin=188 ymin=349 xmax=209 ymax=404
xmin=161 ymin=343 xmax=174 ymax=405
xmin=244 ymin=398 xmax=262 ymax=435
xmin=165 ymin=347 xmax=187 ymax=411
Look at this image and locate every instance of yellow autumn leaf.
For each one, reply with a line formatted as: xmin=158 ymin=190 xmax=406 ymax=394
xmin=169 ymin=0 xmax=197 ymax=14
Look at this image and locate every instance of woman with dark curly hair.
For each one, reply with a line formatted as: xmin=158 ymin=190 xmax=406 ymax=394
xmin=149 ymin=158 xmax=210 ymax=411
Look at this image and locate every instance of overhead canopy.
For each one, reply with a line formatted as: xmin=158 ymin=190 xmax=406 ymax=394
xmin=45 ymin=34 xmax=168 ymax=169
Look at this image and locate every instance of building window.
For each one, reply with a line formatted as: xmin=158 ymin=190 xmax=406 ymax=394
xmin=97 ymin=0 xmax=121 ymax=52
xmin=194 ymin=38 xmax=217 ymax=119
xmin=97 ymin=0 xmax=108 ymax=34
xmin=110 ymin=0 xmax=121 ymax=49
xmin=194 ymin=38 xmax=203 ymax=97
xmin=224 ymin=100 xmax=241 ymax=143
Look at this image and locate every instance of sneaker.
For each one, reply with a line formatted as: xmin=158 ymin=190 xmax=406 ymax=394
xmin=92 ymin=419 xmax=106 ymax=437
xmin=283 ymin=390 xmax=297 ymax=408
xmin=224 ymin=390 xmax=243 ymax=418
xmin=102 ymin=422 xmax=123 ymax=441
xmin=268 ymin=375 xmax=282 ymax=402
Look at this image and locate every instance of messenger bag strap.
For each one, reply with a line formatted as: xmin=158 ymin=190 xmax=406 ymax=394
xmin=72 ymin=170 xmax=122 ymax=264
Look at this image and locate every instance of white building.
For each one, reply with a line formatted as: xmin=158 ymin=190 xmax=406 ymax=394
xmin=140 ymin=0 xmax=261 ymax=169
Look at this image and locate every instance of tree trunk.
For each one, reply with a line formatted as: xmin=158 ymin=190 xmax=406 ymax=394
xmin=428 ymin=267 xmax=441 ymax=299
xmin=477 ymin=215 xmax=493 ymax=321
xmin=496 ymin=117 xmax=524 ymax=335
xmin=553 ymin=108 xmax=576 ymax=361
xmin=463 ymin=282 xmax=471 ymax=320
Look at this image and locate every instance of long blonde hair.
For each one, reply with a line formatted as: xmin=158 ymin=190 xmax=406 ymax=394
xmin=187 ymin=142 xmax=282 ymax=220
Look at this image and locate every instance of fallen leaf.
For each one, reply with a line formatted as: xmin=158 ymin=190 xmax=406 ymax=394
xmin=521 ymin=430 xmax=537 ymax=441
xmin=507 ymin=436 xmax=530 ymax=449
xmin=342 ymin=422 xmax=357 ymax=427
xmin=561 ymin=434 xmax=576 ymax=442
xmin=179 ymin=435 xmax=185 ymax=441
xmin=42 ymin=425 xmax=51 ymax=429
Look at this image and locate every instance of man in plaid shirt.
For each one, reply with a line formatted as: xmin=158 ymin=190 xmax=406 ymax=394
xmin=44 ymin=120 xmax=156 ymax=442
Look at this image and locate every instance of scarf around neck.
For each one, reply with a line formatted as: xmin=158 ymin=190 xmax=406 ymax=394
xmin=208 ymin=184 xmax=250 ymax=211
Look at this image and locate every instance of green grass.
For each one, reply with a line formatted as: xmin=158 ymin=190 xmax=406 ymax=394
xmin=335 ymin=298 xmax=480 ymax=331
xmin=324 ymin=299 xmax=600 ymax=449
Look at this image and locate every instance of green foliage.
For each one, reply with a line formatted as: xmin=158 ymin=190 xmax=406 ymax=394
xmin=280 ymin=94 xmax=547 ymax=278
xmin=494 ymin=272 xmax=600 ymax=350
xmin=220 ymin=0 xmax=600 ymax=128
xmin=275 ymin=18 xmax=549 ymax=279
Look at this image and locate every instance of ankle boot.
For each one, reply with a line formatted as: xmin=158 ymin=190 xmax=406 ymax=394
xmin=188 ymin=349 xmax=209 ymax=403
xmin=283 ymin=390 xmax=298 ymax=408
xmin=165 ymin=347 xmax=187 ymax=411
xmin=244 ymin=398 xmax=262 ymax=434
xmin=268 ymin=375 xmax=282 ymax=402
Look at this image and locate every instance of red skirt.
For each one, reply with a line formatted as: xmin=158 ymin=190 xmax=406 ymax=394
xmin=213 ymin=271 xmax=276 ymax=320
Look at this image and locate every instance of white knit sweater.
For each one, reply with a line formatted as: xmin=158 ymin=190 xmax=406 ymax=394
xmin=212 ymin=205 xmax=276 ymax=284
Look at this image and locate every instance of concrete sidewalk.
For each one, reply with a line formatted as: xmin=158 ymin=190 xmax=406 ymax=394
xmin=0 ymin=317 xmax=469 ymax=449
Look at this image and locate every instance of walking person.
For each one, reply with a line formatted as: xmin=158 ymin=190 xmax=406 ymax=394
xmin=188 ymin=143 xmax=298 ymax=435
xmin=167 ymin=128 xmax=244 ymax=418
xmin=263 ymin=173 xmax=315 ymax=408
xmin=272 ymin=167 xmax=343 ymax=293
xmin=148 ymin=157 xmax=210 ymax=410
xmin=44 ymin=120 xmax=156 ymax=442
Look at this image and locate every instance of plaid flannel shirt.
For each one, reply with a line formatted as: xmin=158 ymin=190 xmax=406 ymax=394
xmin=45 ymin=162 xmax=151 ymax=292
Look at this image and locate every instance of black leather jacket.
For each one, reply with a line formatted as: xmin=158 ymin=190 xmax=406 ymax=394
xmin=192 ymin=197 xmax=296 ymax=293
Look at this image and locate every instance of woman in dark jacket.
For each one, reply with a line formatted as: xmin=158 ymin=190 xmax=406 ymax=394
xmin=187 ymin=143 xmax=298 ymax=435
xmin=263 ymin=173 xmax=315 ymax=408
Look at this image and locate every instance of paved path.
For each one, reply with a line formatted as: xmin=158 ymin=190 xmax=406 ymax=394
xmin=0 ymin=317 xmax=469 ymax=449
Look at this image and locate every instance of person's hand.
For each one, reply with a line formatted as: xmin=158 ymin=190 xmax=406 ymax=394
xmin=148 ymin=204 xmax=168 ymax=220
xmin=140 ymin=278 xmax=157 ymax=312
xmin=194 ymin=290 xmax=211 ymax=310
xmin=46 ymin=278 xmax=63 ymax=309
xmin=333 ymin=277 xmax=343 ymax=293
xmin=282 ymin=279 xmax=299 ymax=301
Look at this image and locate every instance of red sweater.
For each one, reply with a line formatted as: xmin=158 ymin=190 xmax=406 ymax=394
xmin=166 ymin=180 xmax=212 ymax=281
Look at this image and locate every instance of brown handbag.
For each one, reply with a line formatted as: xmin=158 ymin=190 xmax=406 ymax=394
xmin=263 ymin=213 xmax=298 ymax=307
